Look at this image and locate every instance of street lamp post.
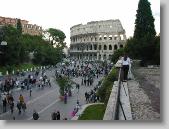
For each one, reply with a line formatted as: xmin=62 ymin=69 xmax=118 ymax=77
xmin=0 ymin=27 xmax=7 ymax=53
xmin=0 ymin=41 xmax=7 ymax=52
xmin=0 ymin=41 xmax=7 ymax=76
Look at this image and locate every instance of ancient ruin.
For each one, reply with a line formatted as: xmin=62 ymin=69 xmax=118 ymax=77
xmin=69 ymin=19 xmax=127 ymax=61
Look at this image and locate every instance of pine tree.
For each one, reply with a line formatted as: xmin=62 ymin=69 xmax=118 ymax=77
xmin=16 ymin=19 xmax=22 ymax=35
xmin=132 ymin=0 xmax=157 ymax=65
xmin=134 ymin=0 xmax=156 ymax=41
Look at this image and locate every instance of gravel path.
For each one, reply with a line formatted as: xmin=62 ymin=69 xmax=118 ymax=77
xmin=127 ymin=67 xmax=160 ymax=120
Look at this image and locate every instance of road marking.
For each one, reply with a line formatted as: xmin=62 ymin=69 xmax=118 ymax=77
xmin=27 ymin=88 xmax=58 ymax=105
xmin=27 ymin=99 xmax=60 ymax=120
xmin=0 ymin=88 xmax=58 ymax=117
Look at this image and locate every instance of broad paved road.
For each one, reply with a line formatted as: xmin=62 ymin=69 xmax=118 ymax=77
xmin=0 ymin=68 xmax=103 ymax=120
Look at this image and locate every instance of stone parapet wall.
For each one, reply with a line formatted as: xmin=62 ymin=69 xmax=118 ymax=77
xmin=103 ymin=81 xmax=119 ymax=120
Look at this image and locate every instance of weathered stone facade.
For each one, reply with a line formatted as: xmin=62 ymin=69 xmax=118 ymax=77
xmin=0 ymin=16 xmax=42 ymax=36
xmin=69 ymin=19 xmax=126 ymax=61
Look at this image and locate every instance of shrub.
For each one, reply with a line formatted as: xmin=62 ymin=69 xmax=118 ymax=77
xmin=97 ymin=67 xmax=118 ymax=104
xmin=56 ymin=76 xmax=72 ymax=96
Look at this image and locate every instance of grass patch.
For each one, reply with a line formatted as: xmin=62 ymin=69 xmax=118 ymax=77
xmin=78 ymin=104 xmax=106 ymax=120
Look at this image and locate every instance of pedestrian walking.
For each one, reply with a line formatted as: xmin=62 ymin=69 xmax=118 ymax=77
xmin=2 ymin=97 xmax=7 ymax=113
xmin=19 ymin=94 xmax=24 ymax=104
xmin=56 ymin=111 xmax=60 ymax=120
xmin=9 ymin=101 xmax=14 ymax=114
xmin=81 ymin=78 xmax=83 ymax=85
xmin=17 ymin=101 xmax=22 ymax=115
xmin=64 ymin=93 xmax=67 ymax=104
xmin=85 ymin=92 xmax=89 ymax=103
xmin=51 ymin=111 xmax=57 ymax=120
xmin=29 ymin=88 xmax=32 ymax=97
xmin=76 ymin=84 xmax=80 ymax=92
xmin=84 ymin=78 xmax=86 ymax=86
xmin=22 ymin=102 xmax=27 ymax=112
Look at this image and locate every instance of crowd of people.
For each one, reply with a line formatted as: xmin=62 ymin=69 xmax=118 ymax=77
xmin=0 ymin=54 xmax=132 ymax=120
xmin=0 ymin=67 xmax=53 ymax=118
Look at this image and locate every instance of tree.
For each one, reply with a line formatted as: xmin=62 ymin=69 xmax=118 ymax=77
xmin=152 ymin=35 xmax=160 ymax=65
xmin=125 ymin=0 xmax=158 ymax=65
xmin=0 ymin=25 xmax=26 ymax=67
xmin=124 ymin=38 xmax=140 ymax=59
xmin=16 ymin=19 xmax=22 ymax=36
xmin=56 ymin=76 xmax=72 ymax=97
xmin=134 ymin=0 xmax=156 ymax=41
xmin=0 ymin=25 xmax=64 ymax=67
xmin=111 ymin=48 xmax=125 ymax=63
xmin=47 ymin=28 xmax=66 ymax=47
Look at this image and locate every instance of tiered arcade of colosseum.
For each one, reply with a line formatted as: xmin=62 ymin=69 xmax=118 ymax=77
xmin=69 ymin=19 xmax=127 ymax=61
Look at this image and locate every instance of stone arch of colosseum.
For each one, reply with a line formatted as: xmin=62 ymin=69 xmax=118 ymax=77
xmin=69 ymin=19 xmax=127 ymax=61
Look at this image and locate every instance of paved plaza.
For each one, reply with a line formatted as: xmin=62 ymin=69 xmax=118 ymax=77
xmin=0 ymin=63 xmax=104 ymax=120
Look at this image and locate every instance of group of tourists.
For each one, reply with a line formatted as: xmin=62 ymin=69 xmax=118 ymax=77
xmin=0 ymin=53 xmax=132 ymax=120
xmin=1 ymin=92 xmax=26 ymax=115
xmin=32 ymin=110 xmax=68 ymax=120
xmin=0 ymin=67 xmax=52 ymax=117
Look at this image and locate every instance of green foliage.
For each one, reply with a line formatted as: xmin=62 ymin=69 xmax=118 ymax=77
xmin=111 ymin=48 xmax=125 ymax=63
xmin=16 ymin=19 xmax=22 ymax=36
xmin=134 ymin=0 xmax=156 ymax=41
xmin=0 ymin=25 xmax=26 ymax=66
xmin=47 ymin=28 xmax=66 ymax=47
xmin=0 ymin=25 xmax=65 ymax=68
xmin=118 ymin=0 xmax=160 ymax=66
xmin=78 ymin=104 xmax=106 ymax=120
xmin=97 ymin=67 xmax=118 ymax=104
xmin=124 ymin=35 xmax=160 ymax=66
xmin=153 ymin=35 xmax=160 ymax=65
xmin=56 ymin=76 xmax=72 ymax=96
xmin=133 ymin=0 xmax=157 ymax=65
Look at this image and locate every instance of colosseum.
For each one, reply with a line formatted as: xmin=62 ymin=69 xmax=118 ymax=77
xmin=69 ymin=19 xmax=127 ymax=61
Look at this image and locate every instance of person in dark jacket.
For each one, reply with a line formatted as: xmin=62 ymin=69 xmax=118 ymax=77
xmin=17 ymin=101 xmax=22 ymax=114
xmin=10 ymin=101 xmax=14 ymax=114
xmin=51 ymin=111 xmax=57 ymax=120
xmin=56 ymin=111 xmax=60 ymax=120
xmin=2 ymin=98 xmax=7 ymax=112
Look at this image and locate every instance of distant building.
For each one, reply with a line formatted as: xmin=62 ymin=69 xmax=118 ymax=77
xmin=0 ymin=16 xmax=42 ymax=36
xmin=63 ymin=46 xmax=69 ymax=57
xmin=69 ymin=19 xmax=127 ymax=61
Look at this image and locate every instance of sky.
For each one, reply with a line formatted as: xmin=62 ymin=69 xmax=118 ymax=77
xmin=0 ymin=0 xmax=160 ymax=47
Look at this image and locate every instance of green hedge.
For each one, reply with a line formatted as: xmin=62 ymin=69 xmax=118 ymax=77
xmin=97 ymin=67 xmax=118 ymax=104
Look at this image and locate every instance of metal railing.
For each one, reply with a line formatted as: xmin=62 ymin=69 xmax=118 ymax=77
xmin=115 ymin=67 xmax=123 ymax=120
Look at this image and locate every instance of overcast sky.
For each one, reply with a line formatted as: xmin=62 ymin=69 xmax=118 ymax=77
xmin=0 ymin=0 xmax=160 ymax=47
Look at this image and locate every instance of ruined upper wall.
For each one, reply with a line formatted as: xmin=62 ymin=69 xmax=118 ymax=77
xmin=70 ymin=19 xmax=125 ymax=37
